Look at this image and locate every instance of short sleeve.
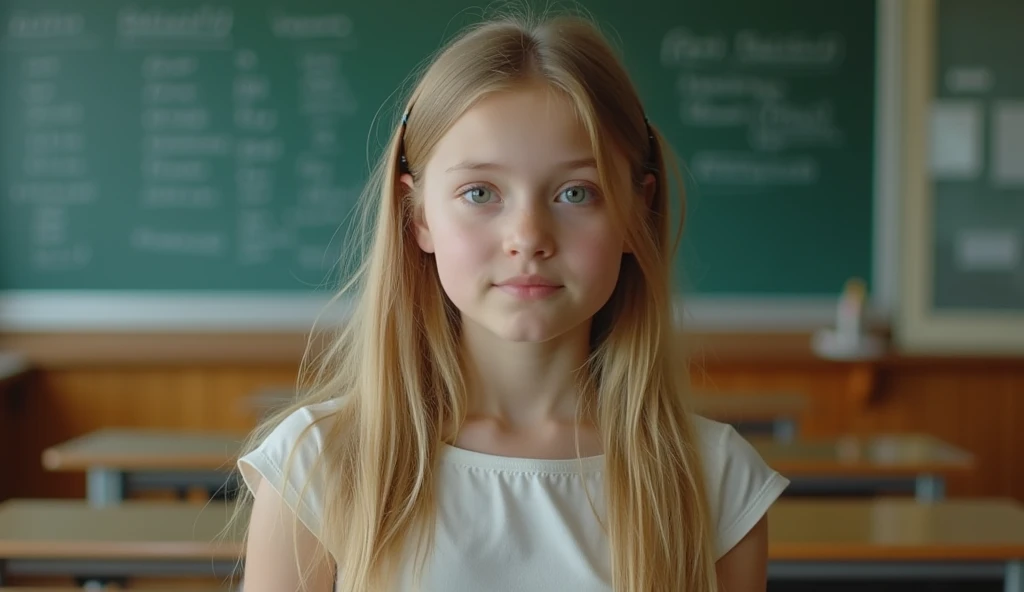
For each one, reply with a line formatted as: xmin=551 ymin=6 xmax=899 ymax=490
xmin=237 ymin=401 xmax=338 ymax=537
xmin=697 ymin=419 xmax=790 ymax=560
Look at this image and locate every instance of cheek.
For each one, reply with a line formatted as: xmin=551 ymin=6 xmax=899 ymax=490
xmin=564 ymin=224 xmax=624 ymax=289
xmin=427 ymin=209 xmax=496 ymax=290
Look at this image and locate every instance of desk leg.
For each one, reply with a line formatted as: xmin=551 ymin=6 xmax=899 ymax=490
xmin=773 ymin=419 xmax=797 ymax=442
xmin=78 ymin=469 xmax=124 ymax=592
xmin=87 ymin=468 xmax=125 ymax=507
xmin=914 ymin=474 xmax=944 ymax=502
xmin=1007 ymin=560 xmax=1022 ymax=592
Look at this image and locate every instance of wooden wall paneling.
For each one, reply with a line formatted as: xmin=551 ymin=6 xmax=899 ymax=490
xmin=1 ymin=365 xmax=34 ymax=502
xmin=693 ymin=363 xmax=857 ymax=437
xmin=2 ymin=329 xmax=1022 ymax=503
xmin=7 ymin=364 xmax=298 ymax=499
xmin=852 ymin=367 xmax=1024 ymax=500
xmin=1 ymin=396 xmax=9 ymax=501
xmin=1009 ymin=388 xmax=1024 ymax=506
xmin=693 ymin=361 xmax=1024 ymax=501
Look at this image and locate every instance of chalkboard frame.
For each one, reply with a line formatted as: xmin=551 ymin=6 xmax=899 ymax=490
xmin=896 ymin=0 xmax=1024 ymax=355
xmin=0 ymin=0 xmax=904 ymax=332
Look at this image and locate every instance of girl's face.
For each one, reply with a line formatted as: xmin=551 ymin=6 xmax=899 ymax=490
xmin=409 ymin=83 xmax=631 ymax=343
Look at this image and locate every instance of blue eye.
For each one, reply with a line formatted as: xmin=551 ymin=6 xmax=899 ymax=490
xmin=461 ymin=186 xmax=495 ymax=204
xmin=558 ymin=185 xmax=593 ymax=204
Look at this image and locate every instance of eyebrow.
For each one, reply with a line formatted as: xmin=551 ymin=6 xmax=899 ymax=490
xmin=445 ymin=157 xmax=597 ymax=174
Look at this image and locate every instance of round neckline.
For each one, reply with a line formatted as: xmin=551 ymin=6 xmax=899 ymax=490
xmin=439 ymin=443 xmax=605 ymax=474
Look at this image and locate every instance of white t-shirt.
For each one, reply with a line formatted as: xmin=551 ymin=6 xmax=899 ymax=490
xmin=238 ymin=399 xmax=789 ymax=590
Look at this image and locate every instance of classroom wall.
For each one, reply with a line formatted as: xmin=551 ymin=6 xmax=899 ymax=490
xmin=692 ymin=336 xmax=1024 ymax=501
xmin=4 ymin=331 xmax=1023 ymax=502
xmin=0 ymin=363 xmax=31 ymax=502
xmin=0 ymin=398 xmax=10 ymax=501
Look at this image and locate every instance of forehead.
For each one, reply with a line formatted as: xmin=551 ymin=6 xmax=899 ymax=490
xmin=426 ymin=84 xmax=596 ymax=173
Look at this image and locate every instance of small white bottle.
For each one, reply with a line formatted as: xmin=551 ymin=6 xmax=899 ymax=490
xmin=835 ymin=277 xmax=866 ymax=346
xmin=811 ymin=276 xmax=882 ymax=360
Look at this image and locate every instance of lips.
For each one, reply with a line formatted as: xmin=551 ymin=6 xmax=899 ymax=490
xmin=497 ymin=274 xmax=560 ymax=288
xmin=495 ymin=275 xmax=563 ymax=299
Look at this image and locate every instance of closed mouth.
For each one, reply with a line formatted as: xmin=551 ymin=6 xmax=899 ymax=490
xmin=496 ymin=275 xmax=562 ymax=288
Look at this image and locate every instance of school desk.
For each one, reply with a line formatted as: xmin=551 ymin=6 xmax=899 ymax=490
xmin=241 ymin=386 xmax=294 ymax=417
xmin=46 ymin=424 xmax=974 ymax=510
xmin=692 ymin=392 xmax=806 ymax=442
xmin=41 ymin=428 xmax=245 ymax=507
xmin=0 ymin=499 xmax=241 ymax=586
xmin=0 ymin=581 xmax=232 ymax=585
xmin=768 ymin=498 xmax=1024 ymax=592
xmin=755 ymin=433 xmax=975 ymax=502
xmin=1 ymin=498 xmax=1022 ymax=590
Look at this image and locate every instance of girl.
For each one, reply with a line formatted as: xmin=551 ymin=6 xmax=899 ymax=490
xmin=236 ymin=11 xmax=788 ymax=592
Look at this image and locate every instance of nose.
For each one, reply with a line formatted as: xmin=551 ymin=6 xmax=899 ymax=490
xmin=502 ymin=202 xmax=555 ymax=260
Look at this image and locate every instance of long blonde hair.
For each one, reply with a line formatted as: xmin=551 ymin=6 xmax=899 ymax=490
xmin=235 ymin=9 xmax=717 ymax=592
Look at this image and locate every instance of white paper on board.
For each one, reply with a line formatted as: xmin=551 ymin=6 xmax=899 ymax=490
xmin=930 ymin=100 xmax=983 ymax=179
xmin=955 ymin=229 xmax=1021 ymax=272
xmin=945 ymin=67 xmax=994 ymax=94
xmin=991 ymin=101 xmax=1024 ymax=187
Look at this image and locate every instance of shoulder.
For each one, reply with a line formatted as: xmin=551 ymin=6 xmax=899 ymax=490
xmin=690 ymin=415 xmax=790 ymax=560
xmin=237 ymin=399 xmax=344 ymax=537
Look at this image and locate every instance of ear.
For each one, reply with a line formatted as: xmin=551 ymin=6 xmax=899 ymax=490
xmin=641 ymin=173 xmax=656 ymax=208
xmin=623 ymin=173 xmax=658 ymax=255
xmin=402 ymin=173 xmax=435 ymax=253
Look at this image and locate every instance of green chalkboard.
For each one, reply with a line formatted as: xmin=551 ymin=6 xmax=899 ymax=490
xmin=930 ymin=0 xmax=1024 ymax=312
xmin=0 ymin=0 xmax=876 ymax=296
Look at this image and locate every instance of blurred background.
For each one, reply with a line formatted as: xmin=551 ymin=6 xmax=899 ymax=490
xmin=0 ymin=0 xmax=1022 ymax=590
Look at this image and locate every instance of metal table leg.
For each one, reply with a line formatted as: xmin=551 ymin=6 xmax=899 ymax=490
xmin=80 ymin=577 xmax=117 ymax=589
xmin=79 ymin=468 xmax=124 ymax=590
xmin=86 ymin=468 xmax=125 ymax=507
xmin=1007 ymin=559 xmax=1022 ymax=592
xmin=914 ymin=474 xmax=945 ymax=502
xmin=773 ymin=418 xmax=797 ymax=442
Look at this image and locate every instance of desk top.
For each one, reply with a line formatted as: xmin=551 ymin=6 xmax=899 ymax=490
xmin=0 ymin=588 xmax=232 ymax=591
xmin=42 ymin=428 xmax=246 ymax=471
xmin=769 ymin=498 xmax=1024 ymax=561
xmin=43 ymin=426 xmax=974 ymax=479
xmin=1 ymin=498 xmax=1022 ymax=562
xmin=243 ymin=386 xmax=295 ymax=412
xmin=755 ymin=434 xmax=975 ymax=476
xmin=0 ymin=499 xmax=241 ymax=560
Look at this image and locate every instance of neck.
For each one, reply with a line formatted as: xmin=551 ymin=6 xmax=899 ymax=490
xmin=459 ymin=320 xmax=592 ymax=428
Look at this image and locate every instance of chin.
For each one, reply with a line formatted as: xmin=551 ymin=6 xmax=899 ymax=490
xmin=490 ymin=314 xmax=588 ymax=344
xmin=455 ymin=299 xmax=598 ymax=345
xmin=494 ymin=326 xmax=560 ymax=343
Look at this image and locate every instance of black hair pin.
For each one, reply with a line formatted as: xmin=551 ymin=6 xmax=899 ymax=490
xmin=399 ymin=110 xmax=411 ymax=174
xmin=643 ymin=116 xmax=659 ymax=174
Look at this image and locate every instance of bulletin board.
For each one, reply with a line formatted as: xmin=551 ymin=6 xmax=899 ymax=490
xmin=897 ymin=0 xmax=1024 ymax=355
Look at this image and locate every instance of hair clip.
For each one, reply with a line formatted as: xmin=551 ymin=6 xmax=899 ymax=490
xmin=643 ymin=116 xmax=658 ymax=174
xmin=399 ymin=110 xmax=411 ymax=174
